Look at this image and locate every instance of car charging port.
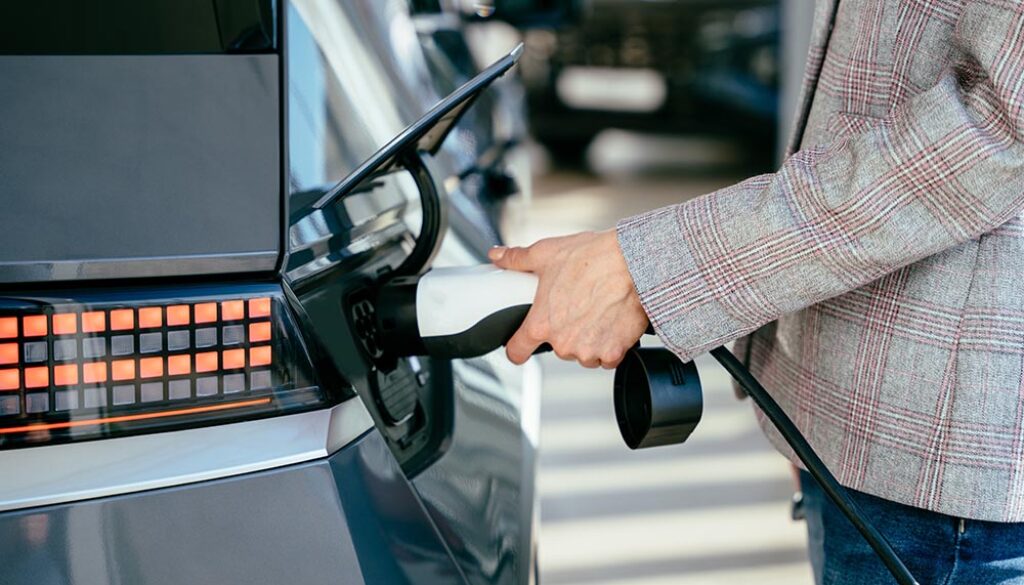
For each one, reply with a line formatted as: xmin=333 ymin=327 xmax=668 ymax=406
xmin=342 ymin=282 xmax=452 ymax=473
xmin=350 ymin=297 xmax=384 ymax=363
xmin=345 ymin=277 xmax=428 ymax=372
xmin=373 ymin=275 xmax=428 ymax=360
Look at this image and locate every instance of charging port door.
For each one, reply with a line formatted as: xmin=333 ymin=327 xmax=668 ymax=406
xmin=282 ymin=10 xmax=521 ymax=474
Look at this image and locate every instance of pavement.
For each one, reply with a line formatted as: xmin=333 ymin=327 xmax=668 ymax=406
xmin=504 ymin=132 xmax=815 ymax=585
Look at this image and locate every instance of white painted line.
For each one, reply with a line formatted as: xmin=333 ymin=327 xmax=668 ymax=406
xmin=540 ymin=502 xmax=807 ymax=574
xmin=539 ymin=451 xmax=791 ymax=496
xmin=553 ymin=563 xmax=813 ymax=585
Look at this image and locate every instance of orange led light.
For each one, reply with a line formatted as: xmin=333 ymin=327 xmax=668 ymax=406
xmin=83 ymin=362 xmax=107 ymax=384
xmin=194 ymin=303 xmax=217 ymax=324
xmin=139 ymin=307 xmax=163 ymax=328
xmin=222 ymin=348 xmax=245 ymax=370
xmin=54 ymin=364 xmax=78 ymax=386
xmin=25 ymin=366 xmax=48 ymax=388
xmin=82 ymin=311 xmax=106 ymax=333
xmin=22 ymin=315 xmax=47 ymax=337
xmin=249 ymin=297 xmax=271 ymax=318
xmin=196 ymin=352 xmax=218 ymax=373
xmin=0 ymin=343 xmax=16 ymax=365
xmin=168 ymin=354 xmax=191 ymax=376
xmin=249 ymin=322 xmax=271 ymax=343
xmin=0 ymin=318 xmax=16 ymax=339
xmin=52 ymin=313 xmax=78 ymax=335
xmin=0 ymin=369 xmax=18 ymax=391
xmin=140 ymin=357 xmax=164 ymax=379
xmin=250 ymin=346 xmax=272 ymax=367
xmin=221 ymin=300 xmax=244 ymax=321
xmin=110 ymin=309 xmax=134 ymax=331
xmin=0 ymin=398 xmax=271 ymax=435
xmin=111 ymin=359 xmax=136 ymax=381
xmin=167 ymin=305 xmax=190 ymax=326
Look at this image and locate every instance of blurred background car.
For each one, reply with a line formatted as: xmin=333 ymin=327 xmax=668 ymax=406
xmin=464 ymin=0 xmax=780 ymax=168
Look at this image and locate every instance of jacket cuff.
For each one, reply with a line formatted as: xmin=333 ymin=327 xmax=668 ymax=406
xmin=616 ymin=203 xmax=751 ymax=362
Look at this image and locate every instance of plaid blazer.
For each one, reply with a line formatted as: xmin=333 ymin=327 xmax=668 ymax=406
xmin=618 ymin=0 xmax=1024 ymax=522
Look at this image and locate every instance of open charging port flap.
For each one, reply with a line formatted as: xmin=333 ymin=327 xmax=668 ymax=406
xmin=284 ymin=44 xmax=524 ymax=475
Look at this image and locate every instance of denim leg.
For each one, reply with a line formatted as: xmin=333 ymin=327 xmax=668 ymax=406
xmin=952 ymin=518 xmax=1024 ymax=584
xmin=803 ymin=477 xmax=826 ymax=584
xmin=799 ymin=470 xmax=956 ymax=585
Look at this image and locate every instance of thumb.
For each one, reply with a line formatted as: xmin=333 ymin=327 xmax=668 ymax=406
xmin=489 ymin=244 xmax=537 ymax=272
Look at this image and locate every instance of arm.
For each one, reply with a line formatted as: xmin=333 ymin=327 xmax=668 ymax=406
xmin=618 ymin=3 xmax=1024 ymax=361
xmin=493 ymin=4 xmax=1024 ymax=366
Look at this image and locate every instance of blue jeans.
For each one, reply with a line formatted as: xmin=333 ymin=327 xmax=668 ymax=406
xmin=799 ymin=470 xmax=1024 ymax=584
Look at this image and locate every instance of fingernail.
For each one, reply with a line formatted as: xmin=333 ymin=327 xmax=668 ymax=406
xmin=489 ymin=246 xmax=506 ymax=260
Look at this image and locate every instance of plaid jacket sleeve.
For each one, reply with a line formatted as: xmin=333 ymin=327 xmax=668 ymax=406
xmin=617 ymin=3 xmax=1024 ymax=362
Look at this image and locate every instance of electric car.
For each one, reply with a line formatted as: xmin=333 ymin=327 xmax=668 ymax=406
xmin=0 ymin=1 xmax=540 ymax=584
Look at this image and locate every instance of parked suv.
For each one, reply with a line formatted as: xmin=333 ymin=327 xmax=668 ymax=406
xmin=0 ymin=1 xmax=539 ymax=584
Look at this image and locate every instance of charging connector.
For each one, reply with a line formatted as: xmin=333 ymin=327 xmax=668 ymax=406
xmin=375 ymin=265 xmax=538 ymax=360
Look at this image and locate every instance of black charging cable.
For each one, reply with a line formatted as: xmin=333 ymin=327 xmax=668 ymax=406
xmin=709 ymin=346 xmax=918 ymax=585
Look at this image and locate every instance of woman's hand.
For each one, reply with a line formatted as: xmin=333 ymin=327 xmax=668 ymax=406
xmin=489 ymin=229 xmax=649 ymax=368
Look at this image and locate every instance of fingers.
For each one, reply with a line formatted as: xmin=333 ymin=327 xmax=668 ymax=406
xmin=589 ymin=349 xmax=626 ymax=369
xmin=505 ymin=310 xmax=632 ymax=368
xmin=599 ymin=354 xmax=625 ymax=369
xmin=564 ymin=350 xmax=625 ymax=369
xmin=489 ymin=244 xmax=537 ymax=272
xmin=487 ymin=246 xmax=505 ymax=263
xmin=508 ymin=334 xmax=629 ymax=369
xmin=506 ymin=313 xmax=547 ymax=365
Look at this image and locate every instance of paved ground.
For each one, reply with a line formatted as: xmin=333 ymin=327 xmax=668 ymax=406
xmin=505 ymin=133 xmax=814 ymax=585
